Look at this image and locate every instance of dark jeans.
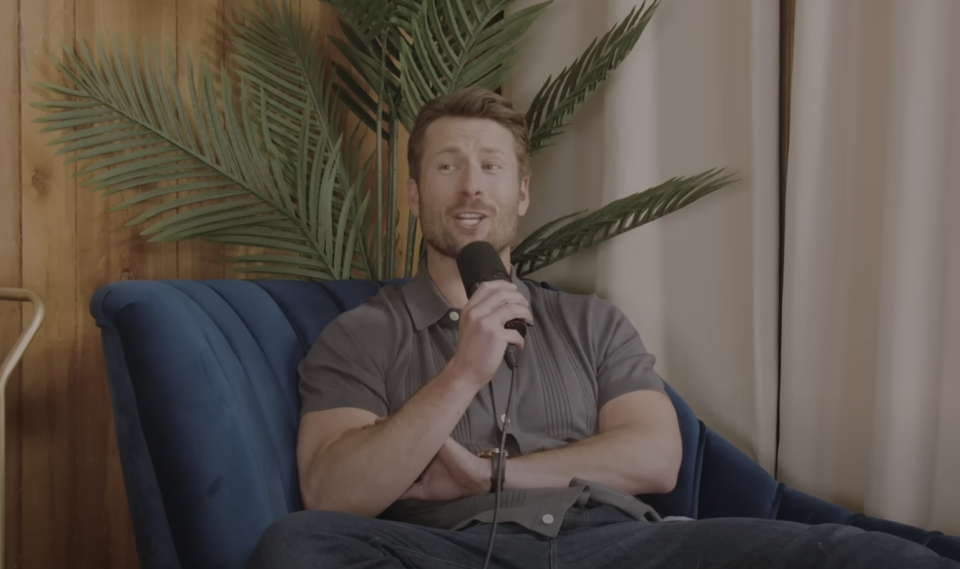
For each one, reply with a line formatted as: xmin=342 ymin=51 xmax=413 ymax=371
xmin=247 ymin=505 xmax=960 ymax=569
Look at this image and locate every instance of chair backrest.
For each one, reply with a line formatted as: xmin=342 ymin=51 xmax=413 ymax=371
xmin=91 ymin=278 xmax=707 ymax=569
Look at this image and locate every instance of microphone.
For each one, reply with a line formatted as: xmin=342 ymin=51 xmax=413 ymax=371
xmin=456 ymin=240 xmax=527 ymax=370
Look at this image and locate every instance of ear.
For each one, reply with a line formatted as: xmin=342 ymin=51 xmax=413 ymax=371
xmin=517 ymin=176 xmax=530 ymax=217
xmin=408 ymin=178 xmax=421 ymax=219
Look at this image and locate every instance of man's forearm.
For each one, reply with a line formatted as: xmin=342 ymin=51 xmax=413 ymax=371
xmin=306 ymin=365 xmax=479 ymax=517
xmin=503 ymin=428 xmax=678 ymax=496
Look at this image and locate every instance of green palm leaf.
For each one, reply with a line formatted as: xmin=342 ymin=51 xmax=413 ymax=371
xmin=511 ymin=168 xmax=737 ymax=277
xmin=525 ymin=0 xmax=658 ymax=156
xmin=397 ymin=0 xmax=551 ymax=132
xmin=34 ymin=4 xmax=369 ymax=281
xmin=231 ymin=0 xmax=376 ymax=275
xmin=319 ymin=0 xmax=414 ymax=137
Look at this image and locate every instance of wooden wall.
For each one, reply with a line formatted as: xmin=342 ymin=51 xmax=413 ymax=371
xmin=0 ymin=1 xmax=393 ymax=567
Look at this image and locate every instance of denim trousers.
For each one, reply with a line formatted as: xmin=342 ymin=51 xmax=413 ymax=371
xmin=247 ymin=505 xmax=960 ymax=569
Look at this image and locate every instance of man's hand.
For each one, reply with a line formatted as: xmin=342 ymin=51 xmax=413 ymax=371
xmin=448 ymin=280 xmax=531 ymax=389
xmin=399 ymin=437 xmax=490 ymax=502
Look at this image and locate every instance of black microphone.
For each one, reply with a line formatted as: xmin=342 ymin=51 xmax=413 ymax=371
xmin=456 ymin=240 xmax=527 ymax=370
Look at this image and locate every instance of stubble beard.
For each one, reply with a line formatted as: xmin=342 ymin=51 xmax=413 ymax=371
xmin=421 ymin=200 xmax=518 ymax=260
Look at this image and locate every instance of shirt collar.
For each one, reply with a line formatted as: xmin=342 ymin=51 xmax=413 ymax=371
xmin=402 ymin=257 xmax=533 ymax=332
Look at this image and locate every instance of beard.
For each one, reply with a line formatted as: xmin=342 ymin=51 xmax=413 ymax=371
xmin=420 ymin=197 xmax=519 ymax=259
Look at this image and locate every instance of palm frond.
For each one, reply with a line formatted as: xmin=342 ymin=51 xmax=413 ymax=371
xmin=319 ymin=0 xmax=419 ymax=42
xmin=34 ymin=13 xmax=368 ymax=281
xmin=231 ymin=0 xmax=375 ymax=275
xmin=511 ymin=168 xmax=737 ymax=277
xmin=320 ymin=0 xmax=413 ymax=136
xmin=525 ymin=0 xmax=658 ymax=156
xmin=397 ymin=0 xmax=551 ymax=132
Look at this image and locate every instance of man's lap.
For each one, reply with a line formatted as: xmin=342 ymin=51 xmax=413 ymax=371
xmin=247 ymin=506 xmax=960 ymax=569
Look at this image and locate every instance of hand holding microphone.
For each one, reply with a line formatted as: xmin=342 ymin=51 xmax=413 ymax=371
xmin=449 ymin=241 xmax=530 ymax=388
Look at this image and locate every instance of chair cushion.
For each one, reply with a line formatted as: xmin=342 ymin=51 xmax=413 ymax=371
xmin=92 ymin=279 xmax=394 ymax=569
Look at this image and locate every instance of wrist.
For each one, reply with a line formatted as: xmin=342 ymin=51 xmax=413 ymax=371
xmin=444 ymin=355 xmax=487 ymax=392
xmin=470 ymin=456 xmax=493 ymax=496
xmin=478 ymin=448 xmax=509 ymax=493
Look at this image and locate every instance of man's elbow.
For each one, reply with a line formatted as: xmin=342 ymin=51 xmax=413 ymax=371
xmin=652 ymin=459 xmax=680 ymax=494
xmin=633 ymin=440 xmax=681 ymax=495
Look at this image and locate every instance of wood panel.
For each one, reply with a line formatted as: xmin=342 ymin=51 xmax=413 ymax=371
xmin=177 ymin=0 xmax=229 ymax=281
xmin=20 ymin=0 xmax=78 ymax=567
xmin=4 ymin=1 xmax=396 ymax=568
xmin=72 ymin=0 xmax=180 ymax=565
xmin=0 ymin=0 xmax=23 ymax=567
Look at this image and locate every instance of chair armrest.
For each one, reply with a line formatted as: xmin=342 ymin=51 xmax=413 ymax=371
xmin=776 ymin=488 xmax=960 ymax=561
xmin=695 ymin=426 xmax=783 ymax=520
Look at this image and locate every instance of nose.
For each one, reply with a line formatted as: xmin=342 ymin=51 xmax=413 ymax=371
xmin=458 ymin=161 xmax=483 ymax=198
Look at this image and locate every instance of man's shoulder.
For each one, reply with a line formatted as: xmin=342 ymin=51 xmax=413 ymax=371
xmin=322 ymin=282 xmax=411 ymax=336
xmin=524 ymin=280 xmax=622 ymax=320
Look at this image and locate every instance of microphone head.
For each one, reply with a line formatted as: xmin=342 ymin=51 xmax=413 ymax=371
xmin=456 ymin=240 xmax=510 ymax=299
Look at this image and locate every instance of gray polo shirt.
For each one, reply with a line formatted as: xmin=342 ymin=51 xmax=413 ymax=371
xmin=298 ymin=264 xmax=666 ymax=537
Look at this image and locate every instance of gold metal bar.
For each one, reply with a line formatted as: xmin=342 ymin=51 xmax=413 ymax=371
xmin=0 ymin=288 xmax=46 ymax=569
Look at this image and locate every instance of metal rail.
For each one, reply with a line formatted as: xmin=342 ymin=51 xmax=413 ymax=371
xmin=0 ymin=288 xmax=47 ymax=569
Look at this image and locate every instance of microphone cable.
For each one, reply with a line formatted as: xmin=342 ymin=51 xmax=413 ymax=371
xmin=480 ymin=361 xmax=517 ymax=569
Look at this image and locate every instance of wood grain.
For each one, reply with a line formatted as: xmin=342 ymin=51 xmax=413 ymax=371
xmin=72 ymin=0 xmax=180 ymax=564
xmin=177 ymin=0 xmax=229 ymax=281
xmin=19 ymin=0 xmax=78 ymax=567
xmin=0 ymin=0 xmax=23 ymax=567
xmin=4 ymin=1 xmax=405 ymax=568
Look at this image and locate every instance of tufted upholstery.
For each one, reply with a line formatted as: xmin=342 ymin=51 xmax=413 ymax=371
xmin=90 ymin=278 xmax=960 ymax=569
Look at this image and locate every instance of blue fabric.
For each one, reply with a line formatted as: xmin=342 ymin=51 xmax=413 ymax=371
xmin=90 ymin=278 xmax=960 ymax=569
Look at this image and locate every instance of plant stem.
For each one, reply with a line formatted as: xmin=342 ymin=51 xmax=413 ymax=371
xmin=404 ymin=210 xmax=418 ymax=277
xmin=387 ymin=108 xmax=399 ymax=278
xmin=375 ymin=36 xmax=386 ymax=281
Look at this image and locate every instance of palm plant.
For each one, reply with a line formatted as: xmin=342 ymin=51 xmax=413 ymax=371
xmin=33 ymin=0 xmax=735 ymax=282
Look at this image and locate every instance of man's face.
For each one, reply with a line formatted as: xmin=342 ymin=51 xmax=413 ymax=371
xmin=409 ymin=117 xmax=530 ymax=259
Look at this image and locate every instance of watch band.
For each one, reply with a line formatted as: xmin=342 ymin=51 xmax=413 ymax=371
xmin=479 ymin=448 xmax=508 ymax=493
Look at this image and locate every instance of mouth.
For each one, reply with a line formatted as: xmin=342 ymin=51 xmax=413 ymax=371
xmin=452 ymin=212 xmax=488 ymax=229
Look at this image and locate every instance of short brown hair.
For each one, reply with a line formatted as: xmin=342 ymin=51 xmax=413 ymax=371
xmin=407 ymin=87 xmax=531 ymax=182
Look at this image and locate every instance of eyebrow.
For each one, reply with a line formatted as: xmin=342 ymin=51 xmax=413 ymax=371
xmin=433 ymin=146 xmax=507 ymax=157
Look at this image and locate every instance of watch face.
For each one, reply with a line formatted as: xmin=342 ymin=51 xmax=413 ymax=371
xmin=477 ymin=448 xmax=508 ymax=459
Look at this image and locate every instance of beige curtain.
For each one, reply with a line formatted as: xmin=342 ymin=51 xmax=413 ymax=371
xmin=779 ymin=0 xmax=960 ymax=535
xmin=505 ymin=0 xmax=782 ymax=473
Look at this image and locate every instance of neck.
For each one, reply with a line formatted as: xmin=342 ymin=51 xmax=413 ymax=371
xmin=424 ymin=245 xmax=513 ymax=309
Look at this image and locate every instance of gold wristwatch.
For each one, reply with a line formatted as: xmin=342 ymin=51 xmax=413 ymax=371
xmin=478 ymin=448 xmax=509 ymax=492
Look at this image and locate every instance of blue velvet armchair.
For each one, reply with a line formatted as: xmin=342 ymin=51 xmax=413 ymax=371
xmin=90 ymin=278 xmax=960 ymax=569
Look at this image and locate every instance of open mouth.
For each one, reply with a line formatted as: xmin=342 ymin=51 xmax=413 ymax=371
xmin=453 ymin=212 xmax=487 ymax=229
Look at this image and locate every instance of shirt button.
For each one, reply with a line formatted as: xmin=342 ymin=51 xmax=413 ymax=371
xmin=542 ymin=514 xmax=554 ymax=525
xmin=449 ymin=311 xmax=460 ymax=322
xmin=500 ymin=414 xmax=507 ymax=424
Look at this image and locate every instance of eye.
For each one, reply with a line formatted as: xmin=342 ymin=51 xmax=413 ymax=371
xmin=439 ymin=163 xmax=455 ymax=172
xmin=482 ymin=163 xmax=502 ymax=171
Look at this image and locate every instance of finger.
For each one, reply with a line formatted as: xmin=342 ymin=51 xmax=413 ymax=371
xmin=465 ymin=281 xmax=520 ymax=309
xmin=501 ymin=329 xmax=525 ymax=350
xmin=488 ymin=303 xmax=532 ymax=327
xmin=472 ymin=304 xmax=532 ymax=338
xmin=438 ymin=436 xmax=462 ymax=458
xmin=466 ymin=290 xmax=529 ymax=322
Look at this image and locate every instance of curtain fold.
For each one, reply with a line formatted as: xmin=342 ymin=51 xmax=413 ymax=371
xmin=779 ymin=0 xmax=960 ymax=534
xmin=505 ymin=0 xmax=781 ymax=473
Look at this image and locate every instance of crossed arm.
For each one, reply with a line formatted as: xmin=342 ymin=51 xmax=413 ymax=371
xmin=297 ymin=378 xmax=682 ymax=516
xmin=502 ymin=389 xmax=682 ymax=496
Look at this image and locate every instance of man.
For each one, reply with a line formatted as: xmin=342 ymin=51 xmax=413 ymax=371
xmin=248 ymin=87 xmax=957 ymax=569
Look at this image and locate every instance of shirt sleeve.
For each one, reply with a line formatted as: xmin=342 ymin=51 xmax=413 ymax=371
xmin=589 ymin=297 xmax=665 ymax=409
xmin=297 ymin=311 xmax=390 ymax=418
